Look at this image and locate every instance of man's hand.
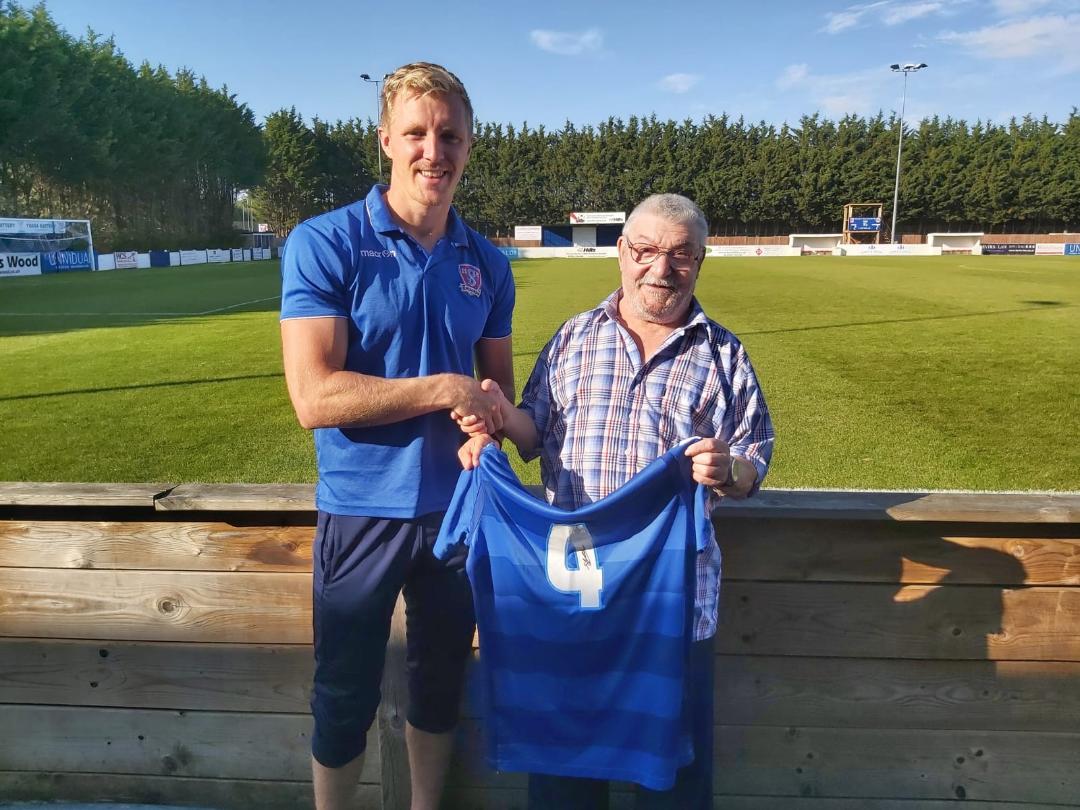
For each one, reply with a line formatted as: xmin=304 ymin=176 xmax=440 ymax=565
xmin=447 ymin=375 xmax=504 ymax=434
xmin=451 ymin=375 xmax=509 ymax=434
xmin=458 ymin=433 xmax=498 ymax=470
xmin=684 ymin=437 xmax=756 ymax=499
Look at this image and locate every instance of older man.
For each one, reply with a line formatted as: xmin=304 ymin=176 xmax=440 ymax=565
xmin=280 ymin=62 xmax=514 ymax=810
xmin=459 ymin=192 xmax=773 ymax=809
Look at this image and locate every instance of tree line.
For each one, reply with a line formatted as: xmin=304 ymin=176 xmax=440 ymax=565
xmin=3 ymin=4 xmax=1078 ymax=248
xmin=261 ymin=110 xmax=1080 ymax=238
xmin=0 ymin=3 xmax=264 ymax=251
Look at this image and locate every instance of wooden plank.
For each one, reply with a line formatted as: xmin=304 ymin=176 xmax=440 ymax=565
xmin=0 ymin=569 xmax=311 ymax=644
xmin=704 ymin=802 xmax=1063 ymax=810
xmin=715 ymin=490 xmax=1080 ymax=523
xmin=0 ymin=520 xmax=313 ymax=571
xmin=713 ymin=724 xmax=1080 ymax=804
xmin=440 ymin=787 xmax=1067 ymax=810
xmin=712 ymin=655 xmax=1080 ymax=732
xmin=0 ymin=704 xmax=377 ymax=783
xmin=156 ymin=483 xmax=315 ymax=512
xmin=0 ymin=772 xmax=368 ymax=810
xmin=0 ymin=482 xmax=171 ymax=508
xmin=445 ymin=720 xmax=1080 ymax=803
xmin=379 ymin=594 xmax=411 ymax=810
xmin=718 ymin=519 xmax=1080 ymax=586
xmin=717 ymin=582 xmax=1080 ymax=661
xmin=0 ymin=638 xmax=312 ymax=712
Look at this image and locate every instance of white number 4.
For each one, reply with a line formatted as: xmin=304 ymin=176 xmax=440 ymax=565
xmin=546 ymin=524 xmax=604 ymax=609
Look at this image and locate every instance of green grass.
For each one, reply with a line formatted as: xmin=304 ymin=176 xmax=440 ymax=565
xmin=0 ymin=256 xmax=1077 ymax=491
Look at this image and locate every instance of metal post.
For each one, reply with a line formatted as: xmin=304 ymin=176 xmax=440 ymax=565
xmin=361 ymin=73 xmax=383 ymax=180
xmin=889 ymin=63 xmax=926 ymax=244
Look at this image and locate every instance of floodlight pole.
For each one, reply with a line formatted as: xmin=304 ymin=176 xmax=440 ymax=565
xmin=889 ymin=62 xmax=926 ymax=244
xmin=361 ymin=73 xmax=384 ymax=180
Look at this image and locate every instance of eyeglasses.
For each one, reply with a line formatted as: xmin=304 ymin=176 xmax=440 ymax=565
xmin=624 ymin=238 xmax=701 ymax=269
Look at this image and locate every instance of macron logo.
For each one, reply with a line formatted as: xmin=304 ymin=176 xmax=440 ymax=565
xmin=358 ymin=249 xmax=396 ymax=258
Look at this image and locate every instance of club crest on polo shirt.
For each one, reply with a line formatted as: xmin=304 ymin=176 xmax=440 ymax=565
xmin=459 ymin=264 xmax=482 ymax=297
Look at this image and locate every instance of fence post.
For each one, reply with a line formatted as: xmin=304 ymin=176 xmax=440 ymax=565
xmin=378 ymin=594 xmax=410 ymax=809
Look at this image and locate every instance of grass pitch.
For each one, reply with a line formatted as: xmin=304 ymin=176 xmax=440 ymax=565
xmin=0 ymin=256 xmax=1076 ymax=491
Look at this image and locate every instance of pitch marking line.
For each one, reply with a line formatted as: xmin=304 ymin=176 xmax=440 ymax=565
xmin=0 ymin=295 xmax=280 ymax=318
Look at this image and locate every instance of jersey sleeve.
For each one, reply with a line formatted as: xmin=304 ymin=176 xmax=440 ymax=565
xmin=516 ymin=332 xmax=559 ymax=463
xmin=482 ymin=253 xmax=515 ymax=339
xmin=279 ymin=222 xmax=350 ymax=320
xmin=724 ymin=343 xmax=775 ymax=496
xmin=433 ymin=466 xmax=482 ymax=559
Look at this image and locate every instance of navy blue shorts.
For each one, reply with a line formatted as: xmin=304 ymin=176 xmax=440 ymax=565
xmin=310 ymin=510 xmax=475 ymax=768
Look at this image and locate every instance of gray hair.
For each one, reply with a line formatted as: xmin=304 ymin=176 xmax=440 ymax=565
xmin=623 ymin=193 xmax=707 ymax=251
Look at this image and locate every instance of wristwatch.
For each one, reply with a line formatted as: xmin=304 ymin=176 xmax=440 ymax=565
xmin=720 ymin=456 xmax=739 ymax=489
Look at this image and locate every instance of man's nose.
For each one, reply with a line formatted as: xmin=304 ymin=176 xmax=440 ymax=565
xmin=423 ymin=133 xmax=442 ymax=162
xmin=651 ymin=252 xmax=674 ymax=275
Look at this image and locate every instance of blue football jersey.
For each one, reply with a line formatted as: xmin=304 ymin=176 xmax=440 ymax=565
xmin=435 ymin=442 xmax=712 ymax=790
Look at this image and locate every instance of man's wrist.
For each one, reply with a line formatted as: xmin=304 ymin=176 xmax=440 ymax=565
xmin=716 ymin=456 xmax=740 ymax=492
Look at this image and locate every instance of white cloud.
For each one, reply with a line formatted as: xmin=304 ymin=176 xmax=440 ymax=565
xmin=823 ymin=0 xmax=950 ymax=33
xmin=939 ymin=14 xmax=1080 ymax=72
xmin=776 ymin=63 xmax=809 ymax=89
xmin=992 ymin=0 xmax=1052 ymax=15
xmin=529 ymin=28 xmax=603 ymax=56
xmin=821 ymin=94 xmax=871 ymax=116
xmin=658 ymin=73 xmax=702 ymax=94
xmin=883 ymin=2 xmax=943 ymax=25
xmin=774 ymin=64 xmax=887 ymax=117
xmin=824 ymin=9 xmax=864 ymax=32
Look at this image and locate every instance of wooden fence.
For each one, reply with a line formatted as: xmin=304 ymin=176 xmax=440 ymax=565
xmin=1 ymin=483 xmax=1078 ymax=809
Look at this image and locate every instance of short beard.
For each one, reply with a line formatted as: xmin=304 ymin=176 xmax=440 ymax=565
xmin=629 ymin=280 xmax=687 ymax=324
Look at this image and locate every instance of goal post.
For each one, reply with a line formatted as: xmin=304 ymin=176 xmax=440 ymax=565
xmin=0 ymin=217 xmax=96 ymax=277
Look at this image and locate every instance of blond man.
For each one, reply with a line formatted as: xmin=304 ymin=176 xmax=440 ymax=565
xmin=280 ymin=62 xmax=514 ymax=810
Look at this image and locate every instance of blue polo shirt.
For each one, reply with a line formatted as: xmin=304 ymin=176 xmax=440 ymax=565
xmin=280 ymin=185 xmax=515 ymax=518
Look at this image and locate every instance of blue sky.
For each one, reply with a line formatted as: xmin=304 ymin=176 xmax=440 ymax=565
xmin=34 ymin=0 xmax=1080 ymax=129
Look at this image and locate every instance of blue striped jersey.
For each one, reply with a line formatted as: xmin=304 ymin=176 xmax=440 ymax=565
xmin=434 ymin=442 xmax=711 ymax=790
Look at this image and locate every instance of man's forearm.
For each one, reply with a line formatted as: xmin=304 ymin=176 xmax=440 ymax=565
xmin=500 ymin=403 xmax=539 ymax=454
xmin=290 ymin=370 xmax=473 ymax=430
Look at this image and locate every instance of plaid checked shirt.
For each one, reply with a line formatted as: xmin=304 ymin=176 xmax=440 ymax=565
xmin=519 ymin=290 xmax=774 ymax=640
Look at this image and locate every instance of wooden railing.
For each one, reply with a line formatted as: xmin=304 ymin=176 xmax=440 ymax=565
xmin=1 ymin=483 xmax=1078 ymax=809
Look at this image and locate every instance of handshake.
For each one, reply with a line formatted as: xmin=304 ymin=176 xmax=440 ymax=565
xmin=449 ymin=377 xmax=516 ymax=469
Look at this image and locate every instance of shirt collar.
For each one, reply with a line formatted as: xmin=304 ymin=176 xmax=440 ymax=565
xmin=365 ymin=184 xmax=469 ymax=248
xmin=598 ymin=289 xmax=713 ymax=338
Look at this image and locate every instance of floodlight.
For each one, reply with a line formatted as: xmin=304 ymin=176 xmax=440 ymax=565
xmin=361 ymin=73 xmax=385 ymax=178
xmin=888 ymin=62 xmax=928 ymax=243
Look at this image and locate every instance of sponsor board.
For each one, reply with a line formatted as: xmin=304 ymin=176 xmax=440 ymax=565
xmin=114 ymin=250 xmax=138 ymax=269
xmin=707 ymin=245 xmax=798 ymax=258
xmin=207 ymin=248 xmax=230 ymax=263
xmin=838 ymin=244 xmax=942 ymax=256
xmin=1066 ymin=243 xmax=1080 ymax=256
xmin=41 ymin=250 xmax=93 ymax=271
xmin=180 ymin=249 xmax=207 ymax=265
xmin=1035 ymin=243 xmax=1065 ymax=255
xmin=0 ymin=219 xmax=60 ymax=233
xmin=514 ymin=225 xmax=542 ymax=241
xmin=0 ymin=252 xmax=42 ymax=277
xmin=498 ymin=247 xmax=520 ymax=259
xmin=569 ymin=211 xmax=625 ymax=225
xmin=231 ymin=248 xmax=245 ymax=261
xmin=981 ymin=243 xmax=1036 ymax=255
xmin=566 ymin=246 xmax=617 ymax=258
